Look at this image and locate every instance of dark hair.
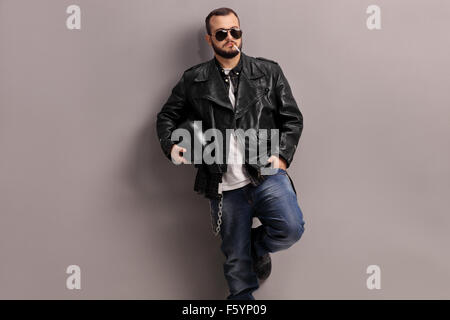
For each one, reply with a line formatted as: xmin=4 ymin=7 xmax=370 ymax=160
xmin=205 ymin=7 xmax=240 ymax=35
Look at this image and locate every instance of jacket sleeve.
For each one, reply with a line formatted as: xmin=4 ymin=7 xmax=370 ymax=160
xmin=156 ymin=72 xmax=189 ymax=162
xmin=274 ymin=64 xmax=303 ymax=168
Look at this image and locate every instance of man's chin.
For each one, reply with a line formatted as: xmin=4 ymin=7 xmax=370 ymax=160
xmin=211 ymin=42 xmax=241 ymax=59
xmin=216 ymin=50 xmax=239 ymax=59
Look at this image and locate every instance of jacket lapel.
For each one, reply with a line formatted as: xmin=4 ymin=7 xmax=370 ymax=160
xmin=235 ymin=53 xmax=266 ymax=118
xmin=193 ymin=52 xmax=266 ymax=116
xmin=193 ymin=57 xmax=233 ymax=111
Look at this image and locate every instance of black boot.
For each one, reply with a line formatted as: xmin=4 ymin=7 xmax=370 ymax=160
xmin=251 ymin=227 xmax=272 ymax=281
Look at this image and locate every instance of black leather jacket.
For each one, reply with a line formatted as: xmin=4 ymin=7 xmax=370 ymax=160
xmin=156 ymin=52 xmax=303 ymax=199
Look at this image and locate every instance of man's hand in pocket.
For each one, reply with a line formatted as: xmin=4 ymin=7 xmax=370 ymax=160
xmin=267 ymin=155 xmax=287 ymax=170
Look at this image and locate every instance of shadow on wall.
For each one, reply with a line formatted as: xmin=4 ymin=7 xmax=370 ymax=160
xmin=124 ymin=26 xmax=229 ymax=299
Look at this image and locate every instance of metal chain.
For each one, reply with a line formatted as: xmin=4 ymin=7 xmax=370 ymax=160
xmin=211 ymin=194 xmax=223 ymax=237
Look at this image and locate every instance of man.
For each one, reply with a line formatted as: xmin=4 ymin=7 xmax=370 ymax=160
xmin=156 ymin=7 xmax=305 ymax=300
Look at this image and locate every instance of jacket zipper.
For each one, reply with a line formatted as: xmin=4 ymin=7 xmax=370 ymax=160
xmin=206 ymin=89 xmax=268 ymax=190
xmin=234 ymin=90 xmax=267 ymax=180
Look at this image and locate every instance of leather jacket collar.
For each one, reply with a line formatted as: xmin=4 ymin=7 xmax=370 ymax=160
xmin=191 ymin=52 xmax=267 ymax=119
xmin=214 ymin=54 xmax=243 ymax=77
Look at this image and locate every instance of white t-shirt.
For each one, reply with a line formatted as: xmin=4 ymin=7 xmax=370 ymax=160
xmin=219 ymin=68 xmax=251 ymax=192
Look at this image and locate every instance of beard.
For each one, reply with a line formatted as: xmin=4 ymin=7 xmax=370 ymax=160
xmin=211 ymin=40 xmax=243 ymax=58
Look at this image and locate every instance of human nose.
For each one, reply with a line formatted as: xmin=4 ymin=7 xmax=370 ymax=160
xmin=225 ymin=30 xmax=234 ymax=41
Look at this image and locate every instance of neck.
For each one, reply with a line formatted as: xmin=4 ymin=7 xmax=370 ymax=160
xmin=215 ymin=52 xmax=241 ymax=69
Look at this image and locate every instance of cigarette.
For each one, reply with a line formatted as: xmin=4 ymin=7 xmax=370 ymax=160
xmin=233 ymin=44 xmax=240 ymax=52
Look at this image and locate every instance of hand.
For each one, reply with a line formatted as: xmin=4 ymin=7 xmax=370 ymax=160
xmin=267 ymin=155 xmax=287 ymax=170
xmin=170 ymin=144 xmax=189 ymax=165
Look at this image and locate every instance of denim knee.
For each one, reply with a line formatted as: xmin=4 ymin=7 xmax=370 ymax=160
xmin=284 ymin=221 xmax=305 ymax=244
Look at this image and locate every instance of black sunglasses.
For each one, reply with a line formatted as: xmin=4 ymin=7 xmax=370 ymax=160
xmin=212 ymin=28 xmax=243 ymax=41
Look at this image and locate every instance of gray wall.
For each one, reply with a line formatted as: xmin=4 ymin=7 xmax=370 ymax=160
xmin=1 ymin=0 xmax=449 ymax=299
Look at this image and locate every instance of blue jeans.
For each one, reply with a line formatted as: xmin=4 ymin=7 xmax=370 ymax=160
xmin=209 ymin=168 xmax=306 ymax=300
